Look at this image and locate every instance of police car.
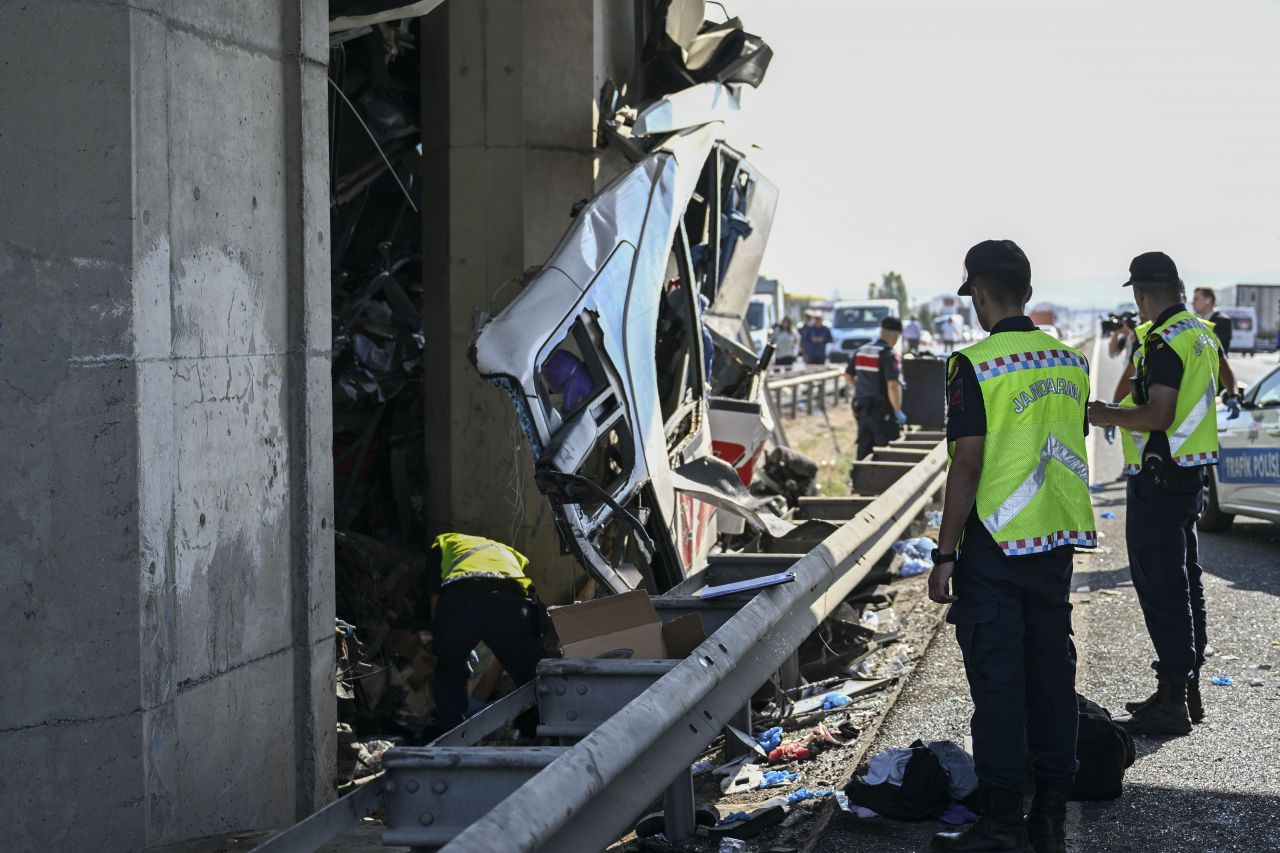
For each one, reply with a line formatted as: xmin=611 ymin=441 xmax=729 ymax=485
xmin=1202 ymin=362 xmax=1280 ymax=531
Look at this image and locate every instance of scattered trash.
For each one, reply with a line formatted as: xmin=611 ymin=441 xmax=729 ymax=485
xmin=787 ymin=787 xmax=836 ymax=804
xmin=692 ymin=758 xmax=716 ymax=775
xmin=757 ymin=726 xmax=784 ymax=752
xmin=1211 ymin=676 xmax=1233 ymax=686
xmin=1250 ymin=678 xmax=1265 ymax=687
xmin=892 ymin=536 xmax=936 ymax=561
xmin=1100 ymin=511 xmax=1117 ymax=519
xmin=834 ymin=791 xmax=852 ymax=812
xmin=760 ymin=770 xmax=801 ymax=788
xmin=1204 ymin=645 xmax=1216 ymax=658
xmin=1221 ymin=654 xmax=1240 ymax=662
xmin=1100 ymin=589 xmax=1120 ymax=596
xmin=924 ymin=510 xmax=943 ymax=527
xmin=1253 ymin=663 xmax=1273 ymax=671
xmin=768 ymin=742 xmax=812 ymax=763
xmin=718 ymin=839 xmax=749 ymax=853
xmin=899 ymin=558 xmax=931 ymax=577
xmin=721 ymin=763 xmax=765 ymax=795
xmin=718 ymin=812 xmax=749 ymax=826
xmin=701 ymin=570 xmax=796 ymax=599
xmin=1076 ymin=585 xmax=1091 ymax=594
xmin=883 ymin=652 xmax=912 ymax=677
xmin=860 ymin=608 xmax=901 ymax=633
xmin=821 ymin=692 xmax=853 ymax=711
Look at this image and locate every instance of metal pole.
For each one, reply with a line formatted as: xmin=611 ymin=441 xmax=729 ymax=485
xmin=723 ymin=703 xmax=754 ymax=759
xmin=805 ymin=382 xmax=814 ymax=417
xmin=780 ymin=651 xmax=800 ymax=691
xmin=662 ymin=768 xmax=696 ymax=842
xmin=790 ymin=385 xmax=798 ymax=419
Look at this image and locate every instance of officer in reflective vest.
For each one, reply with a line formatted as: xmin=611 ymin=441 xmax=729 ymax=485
xmin=929 ymin=240 xmax=1095 ymax=853
xmin=846 ymin=315 xmax=907 ymax=461
xmin=1088 ymin=252 xmax=1239 ymax=737
xmin=428 ymin=533 xmax=545 ymax=734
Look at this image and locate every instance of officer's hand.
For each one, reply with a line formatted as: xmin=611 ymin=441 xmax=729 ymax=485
xmin=928 ymin=561 xmax=958 ymax=604
xmin=1087 ymin=400 xmax=1114 ymax=427
xmin=1224 ymin=393 xmax=1242 ymax=420
xmin=894 ymin=410 xmax=908 ymax=425
xmin=1103 ymin=424 xmax=1116 ymax=445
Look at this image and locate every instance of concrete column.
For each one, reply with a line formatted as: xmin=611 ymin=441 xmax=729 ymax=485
xmin=422 ymin=0 xmax=637 ymax=603
xmin=0 ymin=2 xmax=334 ymax=849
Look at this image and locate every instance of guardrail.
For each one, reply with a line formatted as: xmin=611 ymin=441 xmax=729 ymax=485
xmin=766 ymin=368 xmax=846 ymax=419
xmin=253 ymin=433 xmax=949 ymax=853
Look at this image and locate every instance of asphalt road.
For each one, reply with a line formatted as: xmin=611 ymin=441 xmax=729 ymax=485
xmin=815 ymin=347 xmax=1280 ymax=853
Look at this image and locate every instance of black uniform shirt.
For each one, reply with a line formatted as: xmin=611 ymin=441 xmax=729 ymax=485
xmin=1208 ymin=310 xmax=1233 ymax=353
xmin=847 ymin=338 xmax=900 ymax=402
xmin=945 ymin=316 xmax=1082 ymax=560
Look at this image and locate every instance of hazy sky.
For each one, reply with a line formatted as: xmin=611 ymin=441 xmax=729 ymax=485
xmin=727 ymin=0 xmax=1280 ymax=307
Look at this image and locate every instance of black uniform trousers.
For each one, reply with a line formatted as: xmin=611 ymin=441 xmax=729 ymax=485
xmin=1125 ymin=466 xmax=1207 ymax=681
xmin=431 ymin=578 xmax=544 ymax=728
xmin=948 ymin=530 xmax=1078 ymax=790
xmin=853 ymin=397 xmax=900 ymax=459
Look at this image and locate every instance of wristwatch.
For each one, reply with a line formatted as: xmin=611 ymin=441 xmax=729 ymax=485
xmin=930 ymin=548 xmax=957 ymax=565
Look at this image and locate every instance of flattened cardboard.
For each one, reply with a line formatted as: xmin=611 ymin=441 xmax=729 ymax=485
xmin=550 ymin=590 xmax=665 ymax=660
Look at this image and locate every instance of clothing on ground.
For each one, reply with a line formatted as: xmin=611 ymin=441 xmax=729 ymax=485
xmin=924 ymin=739 xmax=979 ymax=799
xmin=859 ymin=746 xmax=913 ymax=786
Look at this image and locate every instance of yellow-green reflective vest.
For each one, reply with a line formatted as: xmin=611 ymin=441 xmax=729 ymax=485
xmin=435 ymin=532 xmax=532 ymax=590
xmin=1125 ymin=310 xmax=1221 ymax=472
xmin=1119 ymin=320 xmax=1153 ymax=474
xmin=948 ymin=329 xmax=1096 ymax=556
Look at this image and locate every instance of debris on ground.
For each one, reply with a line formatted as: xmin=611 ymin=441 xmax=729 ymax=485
xmin=1211 ymin=676 xmax=1234 ymax=686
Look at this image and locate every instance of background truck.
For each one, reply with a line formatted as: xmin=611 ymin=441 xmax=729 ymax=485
xmin=1219 ymin=284 xmax=1280 ymax=352
xmin=828 ymin=298 xmax=900 ymax=363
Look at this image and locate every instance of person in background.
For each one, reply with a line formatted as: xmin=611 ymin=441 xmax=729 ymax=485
xmin=904 ymin=314 xmax=923 ymax=354
xmin=773 ymin=316 xmax=798 ymax=366
xmin=940 ymin=315 xmax=959 ymax=354
xmin=800 ymin=313 xmax=834 ymax=365
xmin=1191 ymin=286 xmax=1233 ymax=354
xmin=846 ymin=316 xmax=906 ymax=461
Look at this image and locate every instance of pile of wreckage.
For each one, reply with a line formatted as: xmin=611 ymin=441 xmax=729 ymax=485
xmin=324 ymin=0 xmax=922 ymax=789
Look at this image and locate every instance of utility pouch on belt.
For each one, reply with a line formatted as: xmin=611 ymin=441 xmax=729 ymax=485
xmin=1142 ymin=452 xmax=1202 ymax=495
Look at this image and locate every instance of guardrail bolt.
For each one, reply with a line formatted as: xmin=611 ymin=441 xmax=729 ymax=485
xmin=418 ymin=811 xmax=434 ymax=826
xmin=566 ymin=710 xmax=578 ymax=721
xmin=555 ymin=685 xmax=566 ymax=695
xmin=432 ymin=780 xmax=448 ymax=794
xmin=576 ymin=684 xmax=588 ymax=695
xmin=405 ymin=778 xmax=420 ymax=793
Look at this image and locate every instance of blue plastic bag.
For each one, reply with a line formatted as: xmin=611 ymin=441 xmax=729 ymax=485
xmin=756 ymin=726 xmax=783 ymax=752
xmin=821 ymin=693 xmax=852 ymax=711
xmin=1211 ymin=675 xmax=1233 ymax=686
xmin=759 ymin=770 xmax=800 ymax=788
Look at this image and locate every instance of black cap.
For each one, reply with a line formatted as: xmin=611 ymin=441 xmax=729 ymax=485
xmin=1124 ymin=251 xmax=1179 ymax=287
xmin=881 ymin=316 xmax=903 ymax=332
xmin=959 ymin=240 xmax=1030 ymax=296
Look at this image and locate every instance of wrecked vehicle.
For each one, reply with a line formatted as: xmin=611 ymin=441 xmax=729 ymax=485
xmin=471 ymin=5 xmax=787 ymax=595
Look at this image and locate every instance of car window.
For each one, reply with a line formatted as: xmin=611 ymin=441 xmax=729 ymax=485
xmin=834 ymin=306 xmax=890 ymax=328
xmin=746 ymin=301 xmax=765 ymax=330
xmin=1253 ymin=370 xmax=1280 ymax=407
xmin=1231 ymin=315 xmax=1253 ymax=331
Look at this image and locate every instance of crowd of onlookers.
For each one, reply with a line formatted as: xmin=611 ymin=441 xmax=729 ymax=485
xmin=768 ymin=311 xmax=966 ymax=369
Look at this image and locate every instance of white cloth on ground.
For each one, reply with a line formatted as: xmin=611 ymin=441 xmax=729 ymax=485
xmin=858 ymin=746 xmax=913 ymax=786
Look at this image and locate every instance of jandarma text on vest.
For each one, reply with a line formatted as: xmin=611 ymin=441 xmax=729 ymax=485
xmin=1010 ymin=377 xmax=1082 ymax=414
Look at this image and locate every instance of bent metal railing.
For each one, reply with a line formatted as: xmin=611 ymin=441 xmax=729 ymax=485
xmin=254 ymin=438 xmax=948 ymax=853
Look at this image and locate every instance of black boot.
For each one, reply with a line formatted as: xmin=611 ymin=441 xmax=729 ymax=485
xmin=1186 ymin=675 xmax=1204 ymax=724
xmin=1123 ymin=687 xmax=1158 ymax=715
xmin=1026 ymin=780 xmax=1070 ymax=853
xmin=1126 ymin=676 xmax=1204 ymax=724
xmin=1117 ymin=679 xmax=1192 ymax=736
xmin=932 ymin=785 xmax=1028 ymax=851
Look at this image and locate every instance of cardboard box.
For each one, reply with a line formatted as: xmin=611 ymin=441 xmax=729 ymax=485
xmin=549 ymin=590 xmax=705 ymax=660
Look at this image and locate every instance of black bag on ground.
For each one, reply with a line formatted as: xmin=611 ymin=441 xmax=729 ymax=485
xmin=751 ymin=446 xmax=819 ymax=507
xmin=1070 ymin=694 xmax=1135 ymax=801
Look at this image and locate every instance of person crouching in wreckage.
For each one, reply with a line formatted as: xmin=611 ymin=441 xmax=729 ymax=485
xmin=928 ymin=240 xmax=1095 ymax=853
xmin=425 ymin=532 xmax=548 ymax=739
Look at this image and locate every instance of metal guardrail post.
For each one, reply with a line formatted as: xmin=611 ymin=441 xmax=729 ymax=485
xmin=790 ymin=384 xmax=798 ymax=418
xmin=662 ymin=768 xmax=697 ymax=841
